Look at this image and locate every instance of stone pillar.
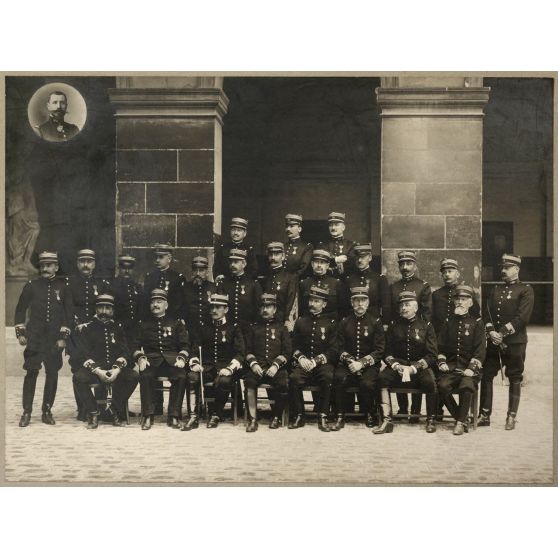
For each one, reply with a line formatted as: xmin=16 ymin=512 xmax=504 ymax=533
xmin=109 ymin=77 xmax=229 ymax=279
xmin=377 ymin=77 xmax=490 ymax=294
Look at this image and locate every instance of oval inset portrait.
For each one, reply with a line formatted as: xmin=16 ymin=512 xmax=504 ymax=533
xmin=28 ymin=83 xmax=87 ymax=143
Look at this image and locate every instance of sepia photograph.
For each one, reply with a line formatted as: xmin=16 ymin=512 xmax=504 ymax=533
xmin=2 ymin=72 xmax=554 ymax=485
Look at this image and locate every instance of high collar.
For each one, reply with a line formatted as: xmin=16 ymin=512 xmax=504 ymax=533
xmin=453 ymin=311 xmax=470 ymax=319
xmin=401 ymin=315 xmax=417 ymax=324
xmin=271 ymin=265 xmax=283 ymax=271
xmin=213 ymin=316 xmax=227 ymax=326
xmin=353 ymin=312 xmax=367 ymax=320
xmin=40 ymin=275 xmax=56 ymax=282
xmin=94 ymin=315 xmax=114 ymax=325
xmin=233 ymin=272 xmax=245 ymax=280
xmin=358 ymin=267 xmax=370 ymax=274
xmin=505 ymin=279 xmax=519 ymax=285
xmin=331 ymin=235 xmax=344 ymax=241
xmin=288 ymin=236 xmax=300 ymax=242
xmin=158 ymin=266 xmax=169 ymax=273
xmin=310 ymin=312 xmax=322 ymax=319
xmin=153 ymin=313 xmax=166 ymax=320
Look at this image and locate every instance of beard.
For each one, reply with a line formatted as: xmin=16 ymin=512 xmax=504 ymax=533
xmin=454 ymin=306 xmax=468 ymax=316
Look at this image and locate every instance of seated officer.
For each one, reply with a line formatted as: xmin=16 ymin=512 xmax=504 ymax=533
xmin=244 ymin=293 xmax=292 ymax=432
xmin=186 ymin=294 xmax=245 ymax=430
xmin=332 ymin=287 xmax=385 ymax=431
xmin=133 ymin=289 xmax=191 ymax=431
xmin=374 ymin=291 xmax=438 ymax=434
xmin=436 ymin=285 xmax=486 ymax=436
xmin=73 ymin=294 xmax=139 ymax=429
xmin=288 ymin=285 xmax=338 ymax=432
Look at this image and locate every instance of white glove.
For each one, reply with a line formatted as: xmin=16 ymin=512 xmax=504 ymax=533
xmin=299 ymin=357 xmax=313 ymax=372
xmin=439 ymin=362 xmax=450 ymax=373
xmin=348 ymin=360 xmax=363 ymax=374
xmin=191 ymin=363 xmax=202 ymax=373
xmin=218 ymin=368 xmax=232 ymax=377
xmin=251 ymin=363 xmax=264 ymax=377
xmin=266 ymin=364 xmax=279 ymax=378
xmin=174 ymin=357 xmax=186 ymax=369
xmin=138 ymin=356 xmax=150 ymax=372
xmin=463 ymin=368 xmax=474 ymax=377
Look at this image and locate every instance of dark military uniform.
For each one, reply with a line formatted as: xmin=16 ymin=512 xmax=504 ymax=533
xmin=284 ymin=237 xmax=313 ymax=278
xmin=334 ymin=311 xmax=385 ymax=419
xmin=432 ymin=284 xmax=481 ymax=334
xmin=73 ymin=316 xmax=139 ymax=421
xmin=213 ymin=241 xmax=258 ymax=279
xmin=216 ymin=274 xmax=263 ymax=336
xmin=299 ymin=275 xmax=347 ymax=319
xmin=263 ymin=267 xmax=297 ymax=325
xmin=378 ymin=315 xmax=438 ymax=419
xmin=289 ymin=312 xmax=338 ymax=417
xmin=437 ymin=311 xmax=486 ymax=424
xmin=107 ymin=275 xmax=142 ymax=335
xmin=244 ymin=317 xmax=292 ymax=421
xmin=389 ymin=276 xmax=432 ymax=323
xmin=142 ymin=267 xmax=185 ymax=320
xmin=132 ymin=314 xmax=191 ymax=419
xmin=182 ymin=278 xmax=216 ymax=338
xmin=481 ymin=276 xmax=534 ymax=419
xmin=324 ymin=237 xmax=357 ymax=277
xmin=189 ymin=316 xmax=245 ymax=420
xmin=37 ymin=118 xmax=80 ymax=142
xmin=14 ymin=275 xmax=73 ymax=414
xmin=345 ymin=268 xmax=391 ymax=320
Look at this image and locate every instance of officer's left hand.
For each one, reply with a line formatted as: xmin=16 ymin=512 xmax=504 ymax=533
xmin=463 ymin=369 xmax=474 ymax=377
xmin=18 ymin=335 xmax=27 ymax=346
xmin=174 ymin=357 xmax=186 ymax=369
xmin=348 ymin=360 xmax=363 ymax=374
xmin=285 ymin=320 xmax=294 ymax=333
xmin=218 ymin=368 xmax=232 ymax=377
xmin=266 ymin=364 xmax=278 ymax=378
xmin=56 ymin=339 xmax=66 ymax=351
xmin=107 ymin=366 xmax=121 ymax=383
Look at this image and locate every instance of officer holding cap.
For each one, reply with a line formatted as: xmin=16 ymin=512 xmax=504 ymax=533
xmin=374 ymin=290 xmax=438 ymax=434
xmin=288 ymin=285 xmax=338 ymax=432
xmin=244 ymin=293 xmax=292 ymax=432
xmin=14 ymin=251 xmax=73 ymax=427
xmin=324 ymin=211 xmax=357 ymax=277
xmin=186 ymin=293 xmax=245 ymax=430
xmin=480 ymin=254 xmax=534 ymax=430
xmin=132 ymin=289 xmax=191 ymax=430
xmin=332 ymin=286 xmax=385 ymax=431
xmin=263 ymin=241 xmax=297 ymax=331
xmin=284 ymin=213 xmax=313 ymax=278
xmin=436 ymin=284 xmax=486 ymax=435
xmin=72 ymin=294 xmax=139 ymax=429
xmin=213 ymin=217 xmax=258 ymax=280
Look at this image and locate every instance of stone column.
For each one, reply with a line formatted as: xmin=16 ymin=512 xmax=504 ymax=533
xmin=377 ymin=77 xmax=490 ymax=294
xmin=109 ymin=77 xmax=229 ymax=279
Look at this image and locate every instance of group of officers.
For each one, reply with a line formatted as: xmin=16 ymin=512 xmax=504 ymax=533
xmin=14 ymin=212 xmax=535 ymax=436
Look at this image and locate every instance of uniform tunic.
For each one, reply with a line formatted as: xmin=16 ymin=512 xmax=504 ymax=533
xmin=344 ymin=267 xmax=391 ymax=320
xmin=284 ymin=238 xmax=313 ymax=278
xmin=299 ymin=274 xmax=348 ymax=319
xmin=432 ymin=283 xmax=481 ymax=334
xmin=216 ymin=274 xmax=262 ymax=333
xmin=142 ymin=267 xmax=185 ymax=320
xmin=182 ymin=278 xmax=216 ymax=336
xmin=107 ymin=276 xmax=142 ymax=333
xmin=324 ymin=237 xmax=357 ymax=277
xmin=262 ymin=267 xmax=297 ymax=324
xmin=213 ymin=241 xmax=258 ymax=279
xmin=389 ymin=275 xmax=432 ymax=324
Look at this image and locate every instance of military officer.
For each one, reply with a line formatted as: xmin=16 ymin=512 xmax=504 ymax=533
xmin=142 ymin=243 xmax=186 ymax=414
xmin=185 ymin=294 xmax=245 ymax=430
xmin=216 ymin=248 xmax=263 ymax=338
xmin=332 ymin=287 xmax=385 ymax=431
xmin=299 ymin=249 xmax=348 ymax=320
xmin=389 ymin=250 xmax=432 ymax=419
xmin=288 ymin=285 xmax=338 ymax=432
xmin=480 ymin=254 xmax=534 ymax=430
xmin=181 ymin=255 xmax=216 ymax=339
xmin=14 ymin=251 xmax=73 ymax=427
xmin=284 ymin=213 xmax=313 ymax=278
xmin=65 ymin=249 xmax=109 ymax=419
xmin=324 ymin=211 xmax=357 ymax=277
xmin=344 ymin=242 xmax=390 ymax=320
xmin=213 ymin=217 xmax=258 ymax=280
xmin=37 ymin=91 xmax=80 ymax=142
xmin=262 ymin=242 xmax=297 ymax=330
xmin=244 ymin=293 xmax=292 ymax=432
xmin=432 ymin=258 xmax=480 ymax=334
xmin=72 ymin=294 xmax=139 ymax=429
xmin=436 ymin=285 xmax=486 ymax=435
xmin=132 ymin=289 xmax=191 ymax=430
xmin=107 ymin=255 xmax=142 ymax=339
xmin=373 ymin=291 xmax=438 ymax=434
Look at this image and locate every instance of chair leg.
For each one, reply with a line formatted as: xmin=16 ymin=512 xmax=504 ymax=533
xmin=282 ymin=400 xmax=288 ymax=427
xmin=472 ymin=387 xmax=478 ymax=430
xmin=125 ymin=402 xmax=130 ymax=425
xmin=233 ymin=381 xmax=239 ymax=426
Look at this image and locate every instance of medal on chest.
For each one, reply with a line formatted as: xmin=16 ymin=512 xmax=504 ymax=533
xmin=320 ymin=327 xmax=326 ymax=340
xmin=164 ymin=281 xmax=170 ymax=292
xmin=464 ymin=324 xmax=470 ymax=336
xmin=240 ymin=284 xmax=246 ymax=295
xmin=364 ymin=325 xmax=369 ymax=337
xmin=221 ymin=329 xmax=227 ymax=343
xmin=275 ymin=281 xmax=281 ymax=291
xmin=271 ymin=328 xmax=276 ymax=340
xmin=93 ymin=285 xmax=98 ymax=296
xmin=206 ymin=291 xmax=212 ymax=302
xmin=54 ymin=289 xmax=61 ymax=302
xmin=415 ymin=328 xmax=420 ymax=341
xmin=111 ymin=332 xmax=116 ymax=344
xmin=506 ymin=290 xmax=512 ymax=300
xmin=292 ymin=246 xmax=297 ymax=255
xmin=163 ymin=326 xmax=172 ymax=337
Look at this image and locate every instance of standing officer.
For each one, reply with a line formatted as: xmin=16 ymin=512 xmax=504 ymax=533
xmin=299 ymin=249 xmax=347 ymax=320
xmin=72 ymin=294 xmax=139 ymax=429
xmin=244 ymin=293 xmax=292 ymax=432
xmin=344 ymin=242 xmax=390 ymax=320
xmin=142 ymin=243 xmax=186 ymax=414
xmin=332 ymin=287 xmax=385 ymax=431
xmin=432 ymin=258 xmax=480 ymax=334
xmin=436 ymin=285 xmax=486 ymax=435
xmin=373 ymin=291 xmax=438 ymax=434
xmin=14 ymin=251 xmax=73 ymax=427
xmin=288 ymin=285 xmax=338 ymax=432
xmin=182 ymin=255 xmax=216 ymax=339
xmin=133 ymin=289 xmax=191 ymax=431
xmin=65 ymin=249 xmax=109 ymax=420
xmin=480 ymin=254 xmax=534 ymax=430
xmin=213 ymin=217 xmax=258 ymax=280
xmin=284 ymin=213 xmax=313 ymax=278
xmin=186 ymin=294 xmax=245 ymax=430
xmin=263 ymin=242 xmax=297 ymax=331
xmin=216 ymin=248 xmax=263 ymax=338
xmin=389 ymin=250 xmax=432 ymax=419
xmin=324 ymin=212 xmax=357 ymax=278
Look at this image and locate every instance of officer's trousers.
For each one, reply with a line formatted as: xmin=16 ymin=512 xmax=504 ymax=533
xmin=22 ymin=346 xmax=63 ymax=413
xmin=333 ymin=364 xmax=379 ymax=415
xmin=244 ymin=368 xmax=289 ymax=420
xmin=139 ymin=363 xmax=186 ymax=418
xmin=289 ymin=364 xmax=334 ymax=416
xmin=437 ymin=371 xmax=478 ymax=423
xmin=188 ymin=366 xmax=240 ymax=420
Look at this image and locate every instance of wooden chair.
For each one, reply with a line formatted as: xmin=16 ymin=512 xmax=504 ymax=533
xmin=242 ymin=381 xmax=289 ymax=426
xmin=90 ymin=382 xmax=130 ymax=425
xmin=203 ymin=378 xmax=241 ymax=425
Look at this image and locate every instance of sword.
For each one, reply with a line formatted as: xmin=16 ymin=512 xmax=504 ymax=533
xmin=198 ymin=346 xmax=205 ymax=415
xmin=486 ymin=303 xmax=506 ymax=385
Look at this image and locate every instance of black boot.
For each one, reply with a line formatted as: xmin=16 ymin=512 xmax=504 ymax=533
xmin=19 ymin=412 xmax=31 ymax=427
xmin=478 ymin=412 xmax=491 ymax=426
xmin=181 ymin=414 xmax=199 ymax=431
xmin=318 ymin=414 xmax=331 ymax=432
xmin=112 ymin=413 xmax=125 ymax=427
xmin=330 ymin=414 xmax=345 ymax=431
xmin=141 ymin=415 xmax=153 ymax=431
xmin=505 ymin=412 xmax=517 ymax=431
xmin=269 ymin=417 xmax=281 ymax=429
xmin=425 ymin=417 xmax=437 ymax=433
xmin=41 ymin=405 xmax=56 ymax=425
xmin=372 ymin=417 xmax=393 ymax=434
xmin=87 ymin=412 xmax=99 ymax=430
xmin=288 ymin=414 xmax=305 ymax=429
xmin=366 ymin=413 xmax=379 ymax=428
xmin=207 ymin=415 xmax=220 ymax=428
xmin=453 ymin=421 xmax=468 ymax=436
xmin=246 ymin=418 xmax=258 ymax=433
xmin=168 ymin=416 xmax=181 ymax=429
